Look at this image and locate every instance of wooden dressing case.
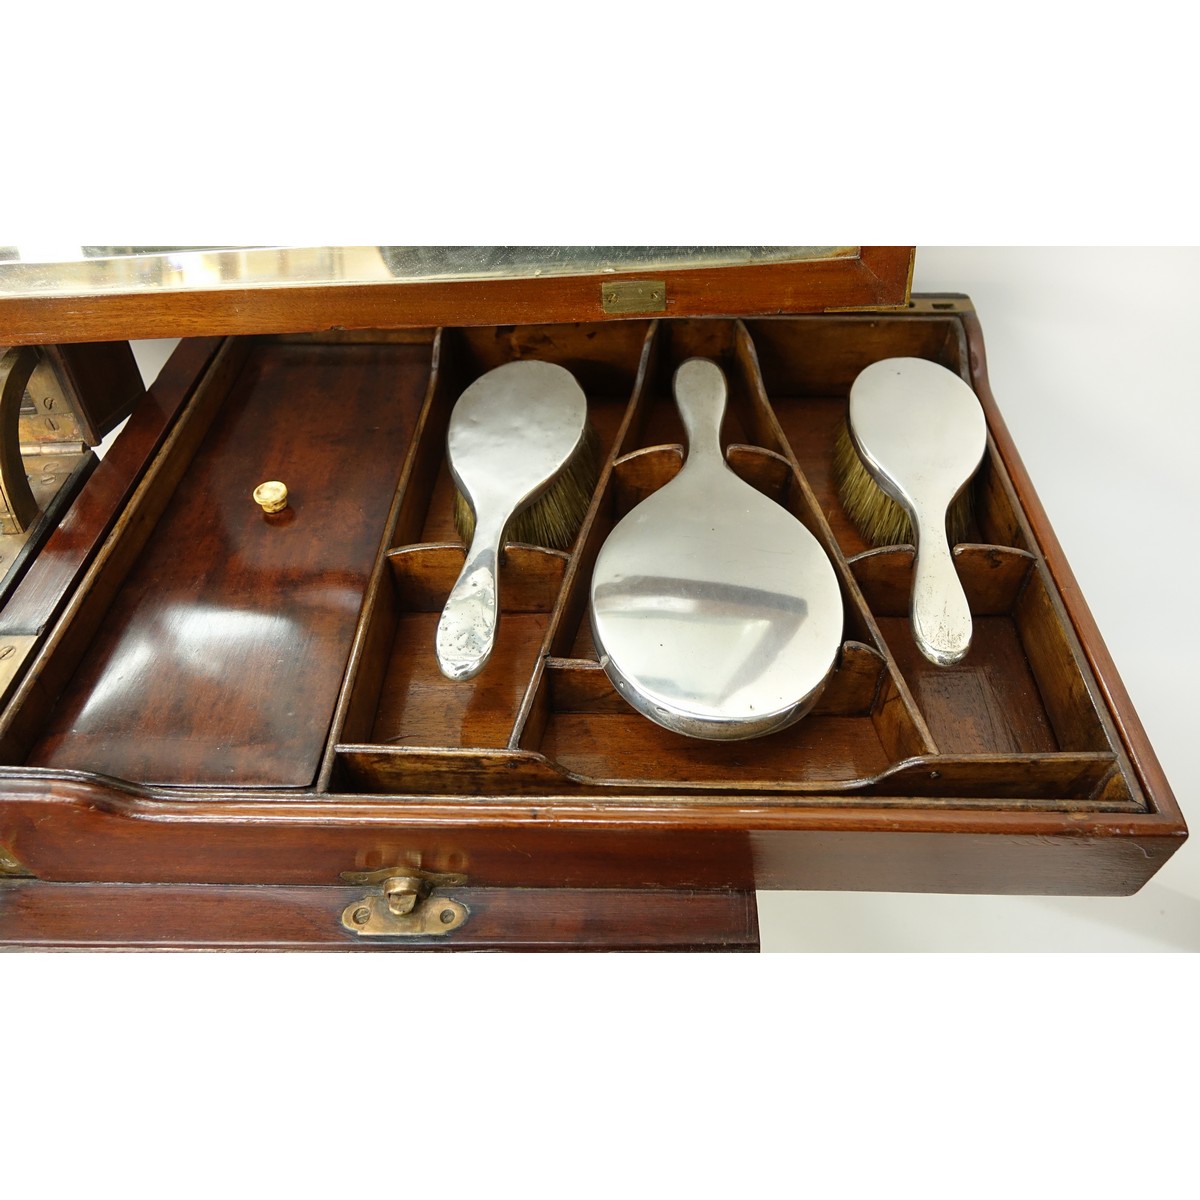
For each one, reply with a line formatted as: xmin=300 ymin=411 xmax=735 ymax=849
xmin=0 ymin=246 xmax=1185 ymax=950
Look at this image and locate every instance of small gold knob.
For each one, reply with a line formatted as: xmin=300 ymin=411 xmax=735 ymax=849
xmin=253 ymin=481 xmax=288 ymax=513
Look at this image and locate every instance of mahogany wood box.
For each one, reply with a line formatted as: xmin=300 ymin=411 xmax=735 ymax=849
xmin=0 ymin=247 xmax=1185 ymax=950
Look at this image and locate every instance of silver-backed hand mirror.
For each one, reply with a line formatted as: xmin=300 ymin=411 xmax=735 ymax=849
xmin=589 ymin=358 xmax=844 ymax=740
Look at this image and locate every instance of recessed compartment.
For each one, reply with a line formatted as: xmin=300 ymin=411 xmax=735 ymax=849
xmin=852 ymin=544 xmax=1105 ymax=753
xmin=317 ymin=313 xmax=1133 ymax=806
xmin=0 ymin=311 xmax=1149 ymax=818
xmin=527 ymin=640 xmax=928 ymax=791
xmin=0 ymin=262 xmax=1184 ymax=921
xmin=362 ymin=543 xmax=567 ymax=750
xmin=398 ymin=323 xmax=651 ymax=548
xmin=745 ymin=314 xmax=1029 ymax=558
xmin=7 ymin=334 xmax=433 ymax=787
xmin=541 ymin=318 xmax=931 ymax=789
xmin=329 ymin=321 xmax=655 ymax=790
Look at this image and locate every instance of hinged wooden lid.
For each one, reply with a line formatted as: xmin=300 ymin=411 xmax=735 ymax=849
xmin=0 ymin=246 xmax=914 ymax=344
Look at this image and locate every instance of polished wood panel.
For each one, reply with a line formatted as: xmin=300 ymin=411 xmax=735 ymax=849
xmin=43 ymin=341 xmax=145 ymax=444
xmin=747 ymin=823 xmax=1179 ymax=896
xmin=851 ymin=544 xmax=1035 ymax=617
xmin=1015 ymin=569 xmax=1111 ymax=752
xmin=0 ymin=249 xmax=914 ymax=345
xmin=746 ymin=311 xmax=966 ymax=398
xmin=878 ymin=615 xmax=1058 ymax=754
xmin=0 ymin=778 xmax=1177 ymax=894
xmin=388 ymin=543 xmax=568 ymax=612
xmin=960 ymin=305 xmax=1176 ymax=821
xmin=0 ymin=340 xmax=253 ymax=765
xmin=0 ymin=880 xmax=760 ymax=951
xmin=542 ymin=712 xmax=893 ymax=785
xmin=26 ymin=340 xmax=430 ymax=785
xmin=547 ymin=641 xmax=884 ymax=719
xmin=372 ymin=612 xmax=549 ymax=748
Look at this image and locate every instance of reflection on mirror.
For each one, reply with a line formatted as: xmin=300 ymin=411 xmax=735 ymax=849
xmin=0 ymin=245 xmax=857 ymax=299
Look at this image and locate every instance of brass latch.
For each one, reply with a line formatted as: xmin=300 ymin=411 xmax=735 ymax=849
xmin=339 ymin=866 xmax=469 ymax=937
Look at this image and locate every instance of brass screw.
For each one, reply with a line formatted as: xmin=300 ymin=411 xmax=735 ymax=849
xmin=440 ymin=908 xmax=456 ymax=925
xmin=253 ymin=481 xmax=289 ymax=514
xmin=352 ymin=905 xmax=371 ymax=925
xmin=0 ymin=645 xmax=14 ymax=661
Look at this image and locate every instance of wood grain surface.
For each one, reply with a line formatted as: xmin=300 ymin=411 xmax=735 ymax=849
xmin=0 ymin=298 xmax=1185 ymax=936
xmin=42 ymin=341 xmax=145 ymax=444
xmin=0 ymin=249 xmax=914 ymax=345
xmin=0 ymin=880 xmax=759 ymax=951
xmin=0 ymin=339 xmax=224 ymax=640
xmin=26 ymin=339 xmax=430 ymax=785
xmin=878 ymin=615 xmax=1058 ymax=755
xmin=0 ymin=777 xmax=1179 ymax=895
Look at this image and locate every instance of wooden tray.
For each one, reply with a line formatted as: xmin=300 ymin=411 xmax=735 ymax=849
xmin=0 ymin=296 xmax=1186 ymax=948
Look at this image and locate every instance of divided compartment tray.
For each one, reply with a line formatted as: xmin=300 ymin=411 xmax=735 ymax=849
xmin=0 ymin=310 xmax=1145 ymax=819
xmin=328 ymin=314 xmax=1139 ymax=812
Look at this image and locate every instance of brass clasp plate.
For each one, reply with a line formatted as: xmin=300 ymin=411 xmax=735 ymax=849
xmin=339 ymin=867 xmax=469 ymax=938
xmin=601 ymin=279 xmax=667 ymax=315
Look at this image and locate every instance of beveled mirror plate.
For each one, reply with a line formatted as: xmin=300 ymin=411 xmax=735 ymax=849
xmin=0 ymin=246 xmax=855 ymax=299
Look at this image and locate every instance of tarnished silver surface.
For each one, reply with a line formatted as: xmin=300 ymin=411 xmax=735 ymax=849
xmin=436 ymin=360 xmax=588 ymax=681
xmin=0 ymin=246 xmax=853 ymax=300
xmin=589 ymin=358 xmax=844 ymax=741
xmin=849 ymin=357 xmax=987 ymax=667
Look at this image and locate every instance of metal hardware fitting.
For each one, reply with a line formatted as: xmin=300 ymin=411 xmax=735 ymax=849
xmin=0 ymin=348 xmax=92 ymax=596
xmin=601 ymin=279 xmax=667 ymax=315
xmin=0 ymin=842 xmax=34 ymax=878
xmin=0 ymin=635 xmax=36 ymax=706
xmin=339 ymin=866 xmax=469 ymax=938
xmin=1 ymin=347 xmax=41 ymax=533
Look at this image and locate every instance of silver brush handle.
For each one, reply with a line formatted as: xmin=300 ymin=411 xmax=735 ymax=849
xmin=911 ymin=502 xmax=972 ymax=667
xmin=436 ymin=511 xmax=506 ymax=681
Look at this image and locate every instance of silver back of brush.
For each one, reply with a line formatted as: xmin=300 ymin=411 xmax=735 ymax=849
xmin=437 ymin=360 xmax=588 ymax=681
xmin=849 ymin=357 xmax=986 ymax=666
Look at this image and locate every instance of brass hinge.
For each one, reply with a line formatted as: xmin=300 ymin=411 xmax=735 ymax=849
xmin=339 ymin=866 xmax=469 ymax=937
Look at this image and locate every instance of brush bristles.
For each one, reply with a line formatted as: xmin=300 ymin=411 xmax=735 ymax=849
xmin=454 ymin=421 xmax=601 ymax=551
xmin=833 ymin=418 xmax=975 ymax=548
